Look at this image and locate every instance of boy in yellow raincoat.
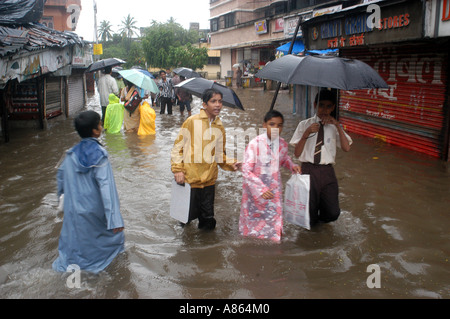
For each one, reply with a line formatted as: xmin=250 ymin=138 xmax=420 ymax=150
xmin=171 ymin=89 xmax=240 ymax=230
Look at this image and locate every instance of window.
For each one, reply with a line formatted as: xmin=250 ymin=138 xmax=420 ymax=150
xmin=224 ymin=12 xmax=235 ymax=28
xmin=208 ymin=57 xmax=220 ymax=65
xmin=211 ymin=18 xmax=219 ymax=32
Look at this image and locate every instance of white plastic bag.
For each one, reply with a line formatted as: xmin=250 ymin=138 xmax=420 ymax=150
xmin=284 ymin=174 xmax=310 ymax=230
xmin=170 ymin=179 xmax=191 ymax=223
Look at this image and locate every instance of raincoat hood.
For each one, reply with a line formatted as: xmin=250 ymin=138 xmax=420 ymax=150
xmin=108 ymin=93 xmax=119 ymax=104
xmin=68 ymin=138 xmax=107 ymax=173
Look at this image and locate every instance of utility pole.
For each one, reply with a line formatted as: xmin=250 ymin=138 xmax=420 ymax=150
xmin=93 ymin=0 xmax=98 ymax=61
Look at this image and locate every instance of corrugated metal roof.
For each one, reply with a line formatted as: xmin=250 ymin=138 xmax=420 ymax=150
xmin=0 ymin=22 xmax=85 ymax=58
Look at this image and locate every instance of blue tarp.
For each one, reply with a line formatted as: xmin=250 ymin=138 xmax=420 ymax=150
xmin=276 ymin=39 xmax=305 ymax=55
xmin=276 ymin=39 xmax=339 ymax=56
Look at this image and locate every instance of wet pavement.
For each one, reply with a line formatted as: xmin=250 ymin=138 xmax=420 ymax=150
xmin=0 ymin=87 xmax=449 ymax=298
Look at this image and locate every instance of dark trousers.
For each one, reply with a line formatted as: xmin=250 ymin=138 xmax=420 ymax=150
xmin=101 ymin=105 xmax=107 ymax=123
xmin=188 ymin=185 xmax=216 ymax=230
xmin=301 ymin=162 xmax=340 ymax=226
xmin=160 ymin=97 xmax=173 ymax=114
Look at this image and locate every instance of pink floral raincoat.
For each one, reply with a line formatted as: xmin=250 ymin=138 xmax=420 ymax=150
xmin=239 ymin=133 xmax=297 ymax=242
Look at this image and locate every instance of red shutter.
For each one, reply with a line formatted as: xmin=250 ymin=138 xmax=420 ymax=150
xmin=340 ymin=44 xmax=448 ymax=158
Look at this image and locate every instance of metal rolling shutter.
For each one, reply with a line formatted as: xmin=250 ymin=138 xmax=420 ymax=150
xmin=68 ymin=74 xmax=85 ymax=116
xmin=339 ymin=44 xmax=448 ymax=158
xmin=45 ymin=77 xmax=63 ymax=118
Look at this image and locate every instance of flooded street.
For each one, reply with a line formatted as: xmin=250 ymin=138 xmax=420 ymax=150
xmin=0 ymin=87 xmax=449 ymax=299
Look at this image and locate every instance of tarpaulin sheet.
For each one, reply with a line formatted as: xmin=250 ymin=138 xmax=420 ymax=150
xmin=0 ymin=0 xmax=45 ymax=24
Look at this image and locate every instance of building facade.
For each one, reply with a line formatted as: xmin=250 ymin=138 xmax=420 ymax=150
xmin=0 ymin=0 xmax=91 ymax=143
xmin=209 ymin=0 xmax=338 ymax=80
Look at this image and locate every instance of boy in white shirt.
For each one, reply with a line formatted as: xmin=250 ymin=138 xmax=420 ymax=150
xmin=290 ymin=89 xmax=352 ymax=227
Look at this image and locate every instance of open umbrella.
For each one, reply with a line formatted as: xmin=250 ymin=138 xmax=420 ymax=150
xmin=118 ymin=69 xmax=158 ymax=93
xmin=173 ymin=67 xmax=201 ymax=79
xmin=131 ymin=66 xmax=155 ymax=78
xmin=86 ymin=58 xmax=126 ymax=73
xmin=174 ymin=77 xmax=244 ymax=110
xmin=255 ymin=54 xmax=388 ymax=90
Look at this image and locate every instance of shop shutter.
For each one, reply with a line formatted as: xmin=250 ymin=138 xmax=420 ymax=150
xmin=339 ymin=44 xmax=448 ymax=158
xmin=68 ymin=74 xmax=85 ymax=116
xmin=45 ymin=77 xmax=63 ymax=118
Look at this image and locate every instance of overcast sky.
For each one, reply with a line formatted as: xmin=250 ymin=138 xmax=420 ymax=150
xmin=75 ymin=0 xmax=211 ymax=41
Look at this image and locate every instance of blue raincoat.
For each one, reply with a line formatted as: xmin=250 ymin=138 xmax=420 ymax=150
xmin=53 ymin=138 xmax=125 ymax=273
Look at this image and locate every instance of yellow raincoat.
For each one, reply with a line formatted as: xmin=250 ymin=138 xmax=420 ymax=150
xmin=137 ymin=101 xmax=156 ymax=135
xmin=171 ymin=109 xmax=236 ymax=188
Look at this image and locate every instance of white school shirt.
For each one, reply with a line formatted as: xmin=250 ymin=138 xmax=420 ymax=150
xmin=289 ymin=115 xmax=353 ymax=165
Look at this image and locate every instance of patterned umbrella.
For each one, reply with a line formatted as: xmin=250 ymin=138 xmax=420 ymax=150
xmin=118 ymin=69 xmax=158 ymax=93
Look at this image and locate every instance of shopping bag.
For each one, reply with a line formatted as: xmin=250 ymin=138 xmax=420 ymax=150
xmin=284 ymin=174 xmax=310 ymax=230
xmin=170 ymin=179 xmax=191 ymax=223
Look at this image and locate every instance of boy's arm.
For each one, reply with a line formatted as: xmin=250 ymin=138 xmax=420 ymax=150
xmin=56 ymin=158 xmax=65 ymax=197
xmin=278 ymin=139 xmax=301 ymax=174
xmin=322 ymin=115 xmax=351 ymax=152
xmin=218 ymin=127 xmax=241 ymax=171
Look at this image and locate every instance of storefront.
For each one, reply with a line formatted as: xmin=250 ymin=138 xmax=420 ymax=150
xmin=301 ymin=0 xmax=450 ymax=160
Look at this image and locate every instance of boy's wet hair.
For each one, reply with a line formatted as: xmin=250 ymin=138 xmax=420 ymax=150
xmin=264 ymin=110 xmax=284 ymax=123
xmin=202 ymin=88 xmax=223 ymax=103
xmin=314 ymin=89 xmax=336 ymax=105
xmin=74 ymin=110 xmax=100 ymax=138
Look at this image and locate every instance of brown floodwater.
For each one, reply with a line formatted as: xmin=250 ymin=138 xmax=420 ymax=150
xmin=0 ymin=87 xmax=449 ymax=299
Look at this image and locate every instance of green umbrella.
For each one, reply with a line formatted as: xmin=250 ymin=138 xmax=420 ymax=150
xmin=118 ymin=69 xmax=158 ymax=93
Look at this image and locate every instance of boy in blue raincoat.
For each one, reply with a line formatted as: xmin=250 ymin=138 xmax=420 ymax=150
xmin=53 ymin=110 xmax=125 ymax=274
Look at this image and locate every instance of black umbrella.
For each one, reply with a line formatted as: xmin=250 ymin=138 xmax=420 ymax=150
xmin=86 ymin=58 xmax=126 ymax=73
xmin=173 ymin=67 xmax=201 ymax=79
xmin=255 ymin=54 xmax=388 ymax=90
xmin=174 ymin=77 xmax=244 ymax=110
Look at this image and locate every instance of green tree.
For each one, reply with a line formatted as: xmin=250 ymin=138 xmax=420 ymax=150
xmin=168 ymin=45 xmax=208 ymax=70
xmin=141 ymin=19 xmax=199 ymax=69
xmin=119 ymin=14 xmax=139 ymax=39
xmin=98 ymin=20 xmax=113 ymax=42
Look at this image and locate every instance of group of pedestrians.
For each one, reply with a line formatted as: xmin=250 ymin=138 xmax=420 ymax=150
xmin=97 ymin=67 xmax=193 ymax=136
xmin=154 ymin=69 xmax=192 ymax=117
xmin=52 ymin=82 xmax=352 ymax=274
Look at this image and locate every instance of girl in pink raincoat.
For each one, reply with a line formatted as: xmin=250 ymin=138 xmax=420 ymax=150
xmin=239 ymin=110 xmax=301 ymax=242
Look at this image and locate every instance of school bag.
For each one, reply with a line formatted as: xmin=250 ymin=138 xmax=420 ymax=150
xmin=124 ymin=90 xmax=142 ymax=115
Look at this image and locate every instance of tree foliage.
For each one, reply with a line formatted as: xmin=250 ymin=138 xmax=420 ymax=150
xmin=98 ymin=20 xmax=113 ymax=42
xmin=97 ymin=16 xmax=208 ymax=71
xmin=141 ymin=19 xmax=208 ymax=70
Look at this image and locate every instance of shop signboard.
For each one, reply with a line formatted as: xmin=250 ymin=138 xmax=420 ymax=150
xmin=304 ymin=0 xmax=423 ymax=50
xmin=255 ymin=20 xmax=268 ymax=35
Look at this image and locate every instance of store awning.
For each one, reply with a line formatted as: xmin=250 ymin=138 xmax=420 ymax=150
xmin=276 ymin=39 xmax=305 ymax=55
